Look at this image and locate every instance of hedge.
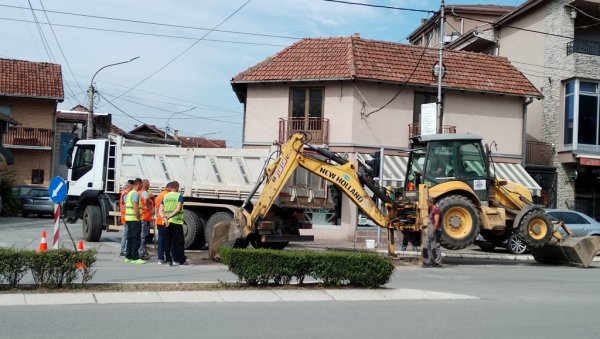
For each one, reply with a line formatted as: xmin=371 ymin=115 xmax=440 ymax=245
xmin=0 ymin=248 xmax=97 ymax=289
xmin=219 ymin=247 xmax=394 ymax=288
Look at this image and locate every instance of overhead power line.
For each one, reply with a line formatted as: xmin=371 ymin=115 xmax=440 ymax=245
xmin=323 ymin=0 xmax=435 ymax=14
xmin=102 ymin=0 xmax=254 ymax=107
xmin=0 ymin=17 xmax=287 ymax=47
xmin=0 ymin=3 xmax=300 ymax=40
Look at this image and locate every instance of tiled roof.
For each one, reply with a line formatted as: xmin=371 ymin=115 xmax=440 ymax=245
xmin=232 ymin=36 xmax=541 ymax=98
xmin=0 ymin=58 xmax=64 ymax=100
xmin=178 ymin=136 xmax=226 ymax=148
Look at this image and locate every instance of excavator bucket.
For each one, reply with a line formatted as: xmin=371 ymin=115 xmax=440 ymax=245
xmin=530 ymin=236 xmax=600 ymax=268
xmin=208 ymin=219 xmax=243 ymax=259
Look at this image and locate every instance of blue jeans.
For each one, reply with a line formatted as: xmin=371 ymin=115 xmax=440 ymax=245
xmin=139 ymin=220 xmax=151 ymax=257
xmin=157 ymin=226 xmax=166 ymax=261
xmin=120 ymin=224 xmax=128 ymax=255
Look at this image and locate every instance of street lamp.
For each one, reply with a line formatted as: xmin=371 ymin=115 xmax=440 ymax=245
xmin=164 ymin=107 xmax=197 ymax=139
xmin=87 ymin=57 xmax=139 ymax=139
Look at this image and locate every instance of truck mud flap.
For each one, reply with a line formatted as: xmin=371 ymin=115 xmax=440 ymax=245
xmin=530 ymin=236 xmax=600 ymax=268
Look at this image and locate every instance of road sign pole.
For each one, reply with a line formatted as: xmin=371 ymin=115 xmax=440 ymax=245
xmin=52 ymin=204 xmax=60 ymax=249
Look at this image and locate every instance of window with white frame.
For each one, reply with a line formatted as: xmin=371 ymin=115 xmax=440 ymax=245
xmin=564 ymin=79 xmax=600 ymax=150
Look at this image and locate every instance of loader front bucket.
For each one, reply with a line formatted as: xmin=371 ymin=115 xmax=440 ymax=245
xmin=530 ymin=236 xmax=600 ymax=268
xmin=208 ymin=219 xmax=243 ymax=259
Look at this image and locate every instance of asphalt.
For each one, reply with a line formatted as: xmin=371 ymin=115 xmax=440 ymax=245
xmin=1 ymin=218 xmax=599 ymax=306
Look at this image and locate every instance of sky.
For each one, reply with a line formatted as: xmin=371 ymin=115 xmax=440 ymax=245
xmin=1 ymin=0 xmax=522 ymax=147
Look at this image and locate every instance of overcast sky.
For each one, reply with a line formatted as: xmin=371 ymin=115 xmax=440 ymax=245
xmin=2 ymin=0 xmax=520 ymax=147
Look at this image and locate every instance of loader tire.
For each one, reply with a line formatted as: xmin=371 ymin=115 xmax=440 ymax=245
xmin=183 ymin=210 xmax=206 ymax=250
xmin=517 ymin=209 xmax=552 ymax=248
xmin=438 ymin=195 xmax=480 ymax=250
xmin=82 ymin=205 xmax=103 ymax=242
xmin=206 ymin=212 xmax=248 ymax=249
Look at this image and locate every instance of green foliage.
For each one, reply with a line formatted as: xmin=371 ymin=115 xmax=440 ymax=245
xmin=220 ymin=247 xmax=394 ymax=288
xmin=0 ymin=248 xmax=97 ymax=289
xmin=0 ymin=171 xmax=19 ymax=216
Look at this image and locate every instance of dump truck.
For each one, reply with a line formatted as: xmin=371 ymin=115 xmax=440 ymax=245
xmin=63 ymin=133 xmax=320 ymax=249
xmin=210 ymin=133 xmax=600 ymax=267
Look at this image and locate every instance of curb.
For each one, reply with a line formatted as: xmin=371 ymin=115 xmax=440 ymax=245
xmin=0 ymin=288 xmax=478 ymax=307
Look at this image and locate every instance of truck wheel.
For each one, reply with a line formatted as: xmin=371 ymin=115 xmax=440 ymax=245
xmin=438 ymin=195 xmax=480 ymax=250
xmin=206 ymin=211 xmax=248 ymax=249
xmin=82 ymin=205 xmax=103 ymax=242
xmin=183 ymin=210 xmax=206 ymax=250
xmin=518 ymin=209 xmax=552 ymax=248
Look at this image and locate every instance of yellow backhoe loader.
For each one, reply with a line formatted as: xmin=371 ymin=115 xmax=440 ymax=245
xmin=210 ymin=133 xmax=600 ymax=267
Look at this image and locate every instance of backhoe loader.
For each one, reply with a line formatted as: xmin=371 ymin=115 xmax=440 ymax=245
xmin=209 ymin=133 xmax=600 ymax=267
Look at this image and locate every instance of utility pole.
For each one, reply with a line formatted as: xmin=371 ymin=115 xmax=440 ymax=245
xmin=86 ymin=57 xmax=139 ymax=139
xmin=436 ymin=0 xmax=445 ymax=134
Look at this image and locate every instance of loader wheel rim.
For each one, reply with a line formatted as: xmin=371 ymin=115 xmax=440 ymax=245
xmin=528 ymin=218 xmax=548 ymax=240
xmin=443 ymin=207 xmax=473 ymax=238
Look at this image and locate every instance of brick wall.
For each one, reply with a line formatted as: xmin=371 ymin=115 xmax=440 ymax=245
xmin=11 ymin=149 xmax=52 ymax=185
xmin=0 ymin=97 xmax=55 ymax=128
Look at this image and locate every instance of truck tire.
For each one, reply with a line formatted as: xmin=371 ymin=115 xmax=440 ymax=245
xmin=206 ymin=211 xmax=248 ymax=249
xmin=438 ymin=195 xmax=480 ymax=250
xmin=82 ymin=205 xmax=103 ymax=242
xmin=517 ymin=209 xmax=552 ymax=248
xmin=183 ymin=210 xmax=206 ymax=250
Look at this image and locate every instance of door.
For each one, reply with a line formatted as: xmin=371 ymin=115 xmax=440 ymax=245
xmin=560 ymin=211 xmax=591 ymax=236
xmin=67 ymin=142 xmax=105 ymax=196
xmin=290 ymin=88 xmax=324 ymax=143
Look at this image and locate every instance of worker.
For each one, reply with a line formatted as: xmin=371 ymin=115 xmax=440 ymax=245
xmin=119 ymin=179 xmax=135 ymax=257
xmin=138 ymin=179 xmax=154 ymax=260
xmin=422 ymin=197 xmax=442 ymax=267
xmin=154 ymin=182 xmax=171 ymax=265
xmin=125 ymin=178 xmax=145 ymax=264
xmin=160 ymin=180 xmax=188 ymax=266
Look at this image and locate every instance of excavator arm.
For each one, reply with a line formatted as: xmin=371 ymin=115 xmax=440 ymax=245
xmin=209 ymin=133 xmax=395 ymax=257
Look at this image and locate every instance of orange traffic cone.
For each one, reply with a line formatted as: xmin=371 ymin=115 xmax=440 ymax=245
xmin=38 ymin=230 xmax=48 ymax=252
xmin=77 ymin=240 xmax=84 ymax=252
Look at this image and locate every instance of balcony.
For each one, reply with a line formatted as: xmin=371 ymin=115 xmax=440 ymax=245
xmin=525 ymin=140 xmax=554 ymax=167
xmin=567 ymin=39 xmax=600 ymax=57
xmin=2 ymin=127 xmax=54 ymax=149
xmin=408 ymin=123 xmax=456 ymax=139
xmin=279 ymin=117 xmax=329 ymax=145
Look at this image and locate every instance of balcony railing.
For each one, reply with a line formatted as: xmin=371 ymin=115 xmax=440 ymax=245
xmin=567 ymin=39 xmax=600 ymax=57
xmin=279 ymin=117 xmax=329 ymax=144
xmin=2 ymin=127 xmax=54 ymax=148
xmin=408 ymin=123 xmax=456 ymax=139
xmin=526 ymin=140 xmax=554 ymax=167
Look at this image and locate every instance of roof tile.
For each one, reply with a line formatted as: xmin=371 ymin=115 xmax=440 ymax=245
xmin=0 ymin=58 xmax=64 ymax=100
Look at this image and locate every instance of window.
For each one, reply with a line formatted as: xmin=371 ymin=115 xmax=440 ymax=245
xmin=31 ymin=170 xmax=44 ymax=184
xmin=424 ymin=142 xmax=457 ymax=186
xmin=71 ymin=145 xmax=95 ymax=181
xmin=460 ymin=143 xmax=486 ymax=177
xmin=564 ymin=79 xmax=600 ymax=149
xmin=0 ymin=105 xmax=11 ymax=116
xmin=562 ymin=212 xmax=589 ymax=225
xmin=289 ymin=87 xmax=323 ymax=131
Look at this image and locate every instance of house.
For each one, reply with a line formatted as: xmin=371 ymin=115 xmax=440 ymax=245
xmin=0 ymin=58 xmax=63 ymax=185
xmin=231 ymin=34 xmax=542 ymax=240
xmin=408 ymin=0 xmax=600 ymax=219
xmin=128 ymin=124 xmax=226 ymax=148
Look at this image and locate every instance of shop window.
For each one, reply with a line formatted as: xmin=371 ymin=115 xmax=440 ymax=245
xmin=564 ymin=79 xmax=600 ymax=149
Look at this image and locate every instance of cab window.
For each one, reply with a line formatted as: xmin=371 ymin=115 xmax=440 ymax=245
xmin=460 ymin=142 xmax=486 ymax=177
xmin=424 ymin=142 xmax=457 ymax=186
xmin=71 ymin=145 xmax=95 ymax=181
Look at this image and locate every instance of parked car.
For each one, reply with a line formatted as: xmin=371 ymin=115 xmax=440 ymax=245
xmin=545 ymin=209 xmax=600 ymax=237
xmin=14 ymin=184 xmax=42 ymax=209
xmin=18 ymin=187 xmax=53 ymax=217
xmin=476 ymin=232 xmax=528 ymax=254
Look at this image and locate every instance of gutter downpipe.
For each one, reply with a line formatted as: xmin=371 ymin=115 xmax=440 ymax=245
xmin=522 ymin=96 xmax=534 ymax=166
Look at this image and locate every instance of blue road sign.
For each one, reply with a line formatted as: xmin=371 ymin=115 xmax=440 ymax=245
xmin=49 ymin=176 xmax=67 ymax=204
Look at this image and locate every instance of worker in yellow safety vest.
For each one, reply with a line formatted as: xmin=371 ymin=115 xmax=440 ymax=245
xmin=124 ymin=178 xmax=145 ymax=264
xmin=160 ymin=180 xmax=188 ymax=266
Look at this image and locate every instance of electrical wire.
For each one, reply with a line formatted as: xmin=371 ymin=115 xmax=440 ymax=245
xmin=0 ymin=17 xmax=287 ymax=47
xmin=97 ymin=92 xmax=146 ymax=125
xmin=323 ymin=0 xmax=435 ymax=14
xmin=102 ymin=0 xmax=254 ymax=109
xmin=38 ymin=0 xmax=84 ymax=105
xmin=0 ymin=3 xmax=300 ymax=40
xmin=452 ymin=13 xmax=574 ymax=40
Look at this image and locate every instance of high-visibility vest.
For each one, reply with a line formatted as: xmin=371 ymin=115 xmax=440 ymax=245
xmin=139 ymin=189 xmax=154 ymax=221
xmin=154 ymin=190 xmax=169 ymax=226
xmin=119 ymin=190 xmax=127 ymax=224
xmin=125 ymin=190 xmax=141 ymax=221
xmin=163 ymin=192 xmax=184 ymax=224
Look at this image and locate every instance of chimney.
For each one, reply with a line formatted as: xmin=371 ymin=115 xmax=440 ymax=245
xmin=352 ymin=33 xmax=360 ymax=38
xmin=174 ymin=129 xmax=179 ymax=137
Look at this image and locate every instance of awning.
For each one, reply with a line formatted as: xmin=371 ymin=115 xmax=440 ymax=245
xmin=358 ymin=153 xmax=541 ymax=195
xmin=490 ymin=162 xmax=541 ymax=196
